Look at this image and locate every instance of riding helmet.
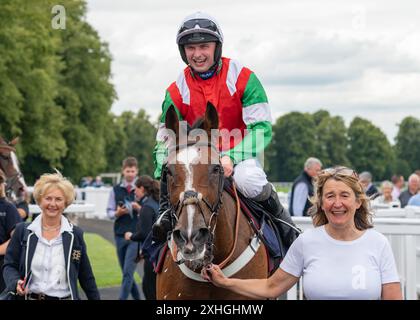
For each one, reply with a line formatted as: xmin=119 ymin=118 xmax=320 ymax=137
xmin=176 ymin=12 xmax=224 ymax=66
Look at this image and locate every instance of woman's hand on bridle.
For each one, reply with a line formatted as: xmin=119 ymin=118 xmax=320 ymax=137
xmin=220 ymin=156 xmax=234 ymax=177
xmin=201 ymin=264 xmax=228 ymax=288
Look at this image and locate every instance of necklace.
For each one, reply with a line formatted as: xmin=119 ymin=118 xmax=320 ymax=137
xmin=42 ymin=224 xmax=61 ymax=232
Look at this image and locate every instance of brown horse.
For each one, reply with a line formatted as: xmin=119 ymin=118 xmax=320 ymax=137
xmin=0 ymin=136 xmax=27 ymax=202
xmin=156 ymin=103 xmax=268 ymax=300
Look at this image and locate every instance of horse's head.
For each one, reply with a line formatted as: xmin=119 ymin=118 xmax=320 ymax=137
xmin=165 ymin=103 xmax=224 ymax=268
xmin=0 ymin=137 xmax=27 ymax=201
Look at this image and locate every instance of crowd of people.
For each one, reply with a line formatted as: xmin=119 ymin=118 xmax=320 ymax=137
xmin=289 ymin=158 xmax=420 ymax=213
xmin=1 ymin=11 xmax=418 ymax=301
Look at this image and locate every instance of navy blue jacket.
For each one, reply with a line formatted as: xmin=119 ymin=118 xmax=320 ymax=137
xmin=113 ymin=184 xmax=138 ymax=236
xmin=130 ymin=195 xmax=159 ymax=244
xmin=2 ymin=222 xmax=100 ymax=300
xmin=290 ymin=171 xmax=314 ymax=216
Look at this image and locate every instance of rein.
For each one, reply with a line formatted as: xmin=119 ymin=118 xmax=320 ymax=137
xmin=217 ymin=181 xmax=241 ymax=268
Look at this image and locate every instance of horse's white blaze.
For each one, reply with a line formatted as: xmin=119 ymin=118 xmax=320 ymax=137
xmin=177 ymin=146 xmax=200 ymax=239
xmin=186 ymin=204 xmax=195 ymax=239
xmin=11 ymin=152 xmax=27 ymax=188
xmin=177 ymin=147 xmax=199 ymax=191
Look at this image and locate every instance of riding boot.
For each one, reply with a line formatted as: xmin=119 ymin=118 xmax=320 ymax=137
xmin=253 ymin=183 xmax=301 ymax=250
xmin=151 ymin=165 xmax=173 ymax=244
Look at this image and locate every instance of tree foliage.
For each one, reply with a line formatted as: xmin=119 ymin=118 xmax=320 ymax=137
xmin=394 ymin=116 xmax=420 ymax=174
xmin=105 ymin=110 xmax=157 ymax=177
xmin=1 ymin=1 xmax=417 ymax=185
xmin=314 ymin=111 xmax=349 ymax=168
xmin=0 ymin=0 xmax=116 ymax=184
xmin=267 ymin=112 xmax=317 ymax=181
xmin=347 ymin=117 xmax=395 ymax=181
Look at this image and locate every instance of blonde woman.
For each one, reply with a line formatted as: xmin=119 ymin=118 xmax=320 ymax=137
xmin=201 ymin=167 xmax=402 ymax=300
xmin=2 ymin=173 xmax=99 ymax=300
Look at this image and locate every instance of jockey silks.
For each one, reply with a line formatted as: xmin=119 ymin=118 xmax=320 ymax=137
xmin=153 ymin=57 xmax=272 ymax=179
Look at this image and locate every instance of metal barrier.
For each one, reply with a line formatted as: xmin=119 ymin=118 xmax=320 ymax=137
xmin=75 ymin=187 xmax=112 ymax=219
xmin=287 ymin=216 xmax=420 ymax=300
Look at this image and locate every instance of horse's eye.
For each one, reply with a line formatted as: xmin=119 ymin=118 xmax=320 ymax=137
xmin=212 ymin=165 xmax=222 ymax=174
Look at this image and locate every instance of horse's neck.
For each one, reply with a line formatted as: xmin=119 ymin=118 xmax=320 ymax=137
xmin=212 ymin=191 xmax=252 ymax=264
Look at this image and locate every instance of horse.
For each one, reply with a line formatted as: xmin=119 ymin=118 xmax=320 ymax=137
xmin=0 ymin=137 xmax=28 ymax=203
xmin=156 ymin=103 xmax=269 ymax=300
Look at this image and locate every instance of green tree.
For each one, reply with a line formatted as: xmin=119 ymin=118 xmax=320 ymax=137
xmin=57 ymin=0 xmax=116 ymax=182
xmin=0 ymin=0 xmax=67 ymax=183
xmin=394 ymin=116 xmax=420 ymax=173
xmin=347 ymin=117 xmax=395 ymax=181
xmin=105 ymin=110 xmax=157 ymax=176
xmin=313 ymin=111 xmax=349 ymax=168
xmin=0 ymin=0 xmax=115 ymax=184
xmin=268 ymin=112 xmax=317 ymax=181
xmin=104 ymin=114 xmax=128 ymax=173
xmin=312 ymin=109 xmax=330 ymax=127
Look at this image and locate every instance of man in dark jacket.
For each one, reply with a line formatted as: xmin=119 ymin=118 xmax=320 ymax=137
xmin=359 ymin=171 xmax=379 ymax=198
xmin=399 ymin=173 xmax=420 ymax=208
xmin=289 ymin=157 xmax=322 ymax=216
xmin=106 ymin=157 xmax=140 ymax=300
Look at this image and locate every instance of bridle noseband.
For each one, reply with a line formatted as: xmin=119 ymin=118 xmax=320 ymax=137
xmin=167 ymin=141 xmax=225 ymax=264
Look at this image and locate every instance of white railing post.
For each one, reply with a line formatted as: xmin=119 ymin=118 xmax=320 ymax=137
xmin=405 ymin=235 xmax=417 ymax=300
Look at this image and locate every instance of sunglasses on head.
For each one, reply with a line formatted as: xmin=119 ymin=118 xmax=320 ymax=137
xmin=321 ymin=166 xmax=359 ymax=178
xmin=179 ymin=19 xmax=218 ymax=33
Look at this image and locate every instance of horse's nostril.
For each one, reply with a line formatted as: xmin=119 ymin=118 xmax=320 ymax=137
xmin=172 ymin=229 xmax=187 ymax=245
xmin=192 ymin=228 xmax=210 ymax=244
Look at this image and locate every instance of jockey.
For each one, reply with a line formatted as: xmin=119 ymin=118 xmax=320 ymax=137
xmin=152 ymin=11 xmax=298 ymax=246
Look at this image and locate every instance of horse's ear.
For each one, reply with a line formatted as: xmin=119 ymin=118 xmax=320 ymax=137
xmin=0 ymin=136 xmax=6 ymax=145
xmin=9 ymin=137 xmax=19 ymax=146
xmin=165 ymin=105 xmax=180 ymax=137
xmin=203 ymin=102 xmax=219 ymax=134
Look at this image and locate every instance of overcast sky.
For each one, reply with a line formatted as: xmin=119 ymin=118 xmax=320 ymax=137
xmin=85 ymin=0 xmax=420 ymax=143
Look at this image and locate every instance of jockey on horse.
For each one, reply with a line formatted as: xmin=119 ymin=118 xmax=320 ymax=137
xmin=152 ymin=12 xmax=299 ymax=250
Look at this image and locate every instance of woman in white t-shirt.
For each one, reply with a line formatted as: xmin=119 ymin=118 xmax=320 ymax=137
xmin=201 ymin=166 xmax=402 ymax=300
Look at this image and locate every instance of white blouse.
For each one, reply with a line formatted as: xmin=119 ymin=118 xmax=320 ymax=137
xmin=27 ymin=215 xmax=72 ymax=298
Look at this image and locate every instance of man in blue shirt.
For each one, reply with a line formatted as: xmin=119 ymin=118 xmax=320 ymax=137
xmin=289 ymin=158 xmax=322 ymax=216
xmin=106 ymin=157 xmax=140 ymax=300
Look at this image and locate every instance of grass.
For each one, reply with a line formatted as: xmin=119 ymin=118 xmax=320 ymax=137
xmin=83 ymin=233 xmax=142 ymax=288
xmin=276 ymin=186 xmax=290 ymax=193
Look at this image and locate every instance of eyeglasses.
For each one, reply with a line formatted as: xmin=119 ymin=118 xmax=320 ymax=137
xmin=321 ymin=166 xmax=359 ymax=179
xmin=179 ymin=19 xmax=219 ymax=34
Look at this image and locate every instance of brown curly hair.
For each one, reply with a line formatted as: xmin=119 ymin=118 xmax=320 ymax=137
xmin=308 ymin=166 xmax=373 ymax=230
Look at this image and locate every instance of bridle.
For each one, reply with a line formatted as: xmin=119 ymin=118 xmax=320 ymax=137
xmin=167 ymin=141 xmax=226 ymax=265
xmin=0 ymin=147 xmax=24 ymax=199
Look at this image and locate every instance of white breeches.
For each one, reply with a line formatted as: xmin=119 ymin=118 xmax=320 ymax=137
xmin=233 ymin=158 xmax=268 ymax=198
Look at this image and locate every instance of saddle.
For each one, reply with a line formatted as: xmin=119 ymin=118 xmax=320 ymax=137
xmin=223 ymin=179 xmax=284 ymax=275
xmin=143 ymin=179 xmax=285 ymax=275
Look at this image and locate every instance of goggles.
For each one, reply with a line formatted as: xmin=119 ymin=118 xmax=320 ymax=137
xmin=179 ymin=19 xmax=219 ymax=34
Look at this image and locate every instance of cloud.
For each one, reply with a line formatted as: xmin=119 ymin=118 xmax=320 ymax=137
xmin=85 ymin=0 xmax=420 ymax=143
